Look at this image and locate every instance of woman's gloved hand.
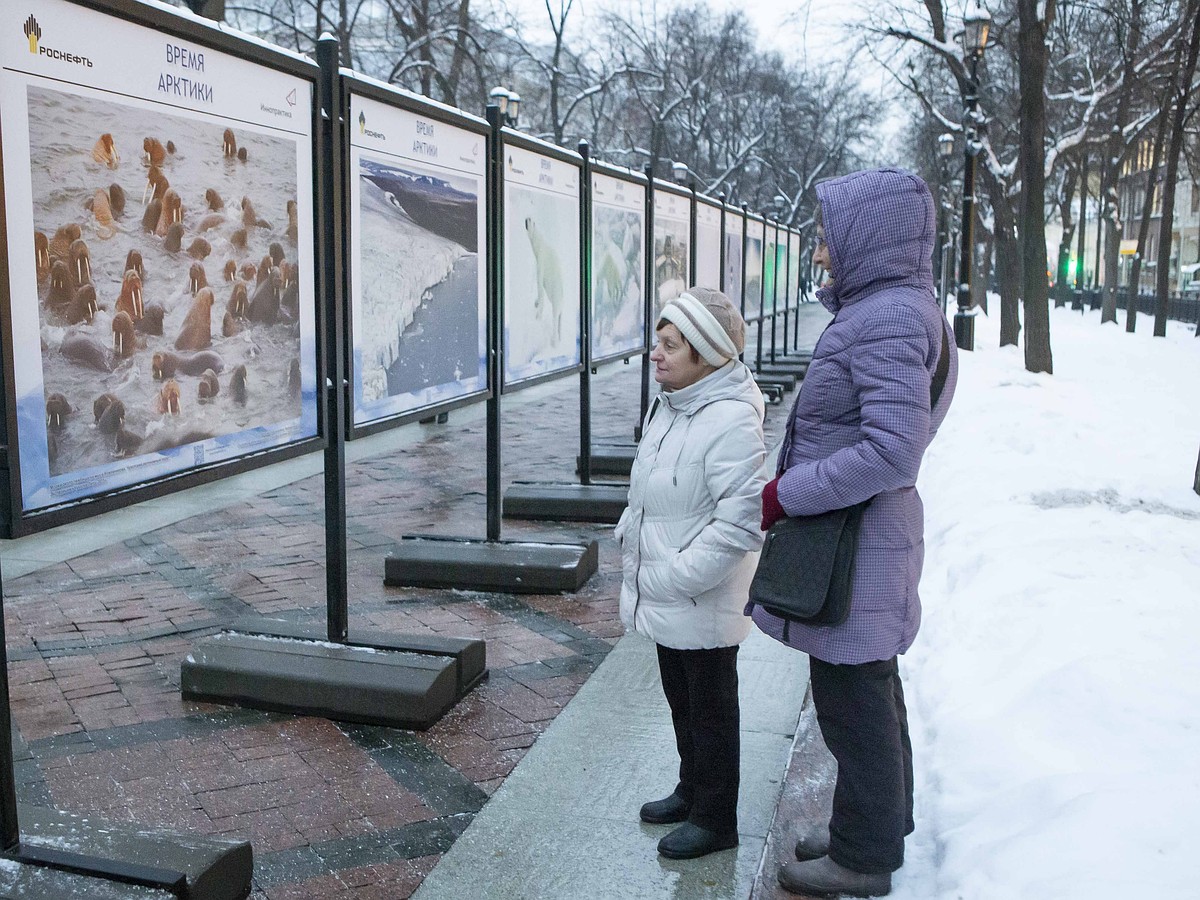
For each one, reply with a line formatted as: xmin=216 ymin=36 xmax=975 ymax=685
xmin=761 ymin=477 xmax=786 ymax=531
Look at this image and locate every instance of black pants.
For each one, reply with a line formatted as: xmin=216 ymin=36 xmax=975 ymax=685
xmin=808 ymin=655 xmax=914 ymax=875
xmin=656 ymin=644 xmax=741 ymax=834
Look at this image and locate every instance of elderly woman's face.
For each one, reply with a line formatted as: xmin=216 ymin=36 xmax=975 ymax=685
xmin=813 ymin=224 xmax=832 ymax=275
xmin=650 ymin=323 xmax=715 ymax=391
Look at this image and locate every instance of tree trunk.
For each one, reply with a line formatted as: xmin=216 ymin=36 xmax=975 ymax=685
xmin=1126 ymin=103 xmax=1171 ymax=332
xmin=1154 ymin=0 xmax=1200 ymax=336
xmin=1017 ymin=0 xmax=1054 ymax=374
xmin=980 ymin=166 xmax=1021 ymax=344
xmin=976 ymin=229 xmax=994 ymax=314
xmin=1100 ymin=0 xmax=1143 ymax=324
xmin=1055 ymin=162 xmax=1076 ymax=307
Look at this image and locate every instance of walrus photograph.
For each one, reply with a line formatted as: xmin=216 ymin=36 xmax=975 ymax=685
xmin=11 ymin=82 xmax=316 ymax=509
xmin=352 ymin=153 xmax=485 ymax=425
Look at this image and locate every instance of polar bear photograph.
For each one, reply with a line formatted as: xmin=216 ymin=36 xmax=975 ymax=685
xmin=504 ymin=184 xmax=580 ymax=384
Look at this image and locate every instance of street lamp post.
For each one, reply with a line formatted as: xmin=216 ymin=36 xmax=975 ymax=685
xmin=488 ymin=85 xmax=521 ymax=128
xmin=937 ymin=133 xmax=956 ymax=314
xmin=955 ymin=3 xmax=990 ymax=351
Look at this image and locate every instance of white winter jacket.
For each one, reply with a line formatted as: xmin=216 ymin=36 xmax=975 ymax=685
xmin=615 ymin=360 xmax=767 ymax=649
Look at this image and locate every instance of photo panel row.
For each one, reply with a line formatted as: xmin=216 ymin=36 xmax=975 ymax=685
xmin=0 ymin=0 xmax=318 ymax=521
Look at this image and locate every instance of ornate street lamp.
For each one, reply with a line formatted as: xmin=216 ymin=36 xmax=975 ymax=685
xmin=938 ymin=133 xmax=956 ymax=313
xmin=954 ymin=3 xmax=991 ymax=351
xmin=488 ymin=86 xmax=520 ymax=128
xmin=671 ymin=161 xmax=690 ymax=184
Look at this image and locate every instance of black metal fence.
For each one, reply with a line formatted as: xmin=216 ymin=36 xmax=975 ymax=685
xmin=1112 ymin=291 xmax=1200 ymax=325
xmin=1064 ymin=288 xmax=1200 ymax=325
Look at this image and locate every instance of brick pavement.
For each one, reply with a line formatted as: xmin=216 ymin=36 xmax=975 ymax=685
xmin=2 ymin=332 xmax=821 ymax=898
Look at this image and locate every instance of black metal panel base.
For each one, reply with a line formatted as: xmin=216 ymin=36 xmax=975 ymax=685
xmin=758 ymin=362 xmax=809 ymax=379
xmin=576 ymin=442 xmax=637 ymax=477
xmin=503 ymin=482 xmax=628 ymax=524
xmin=756 ymin=381 xmax=784 ymax=403
xmin=181 ymin=632 xmax=463 ymax=730
xmin=954 ymin=311 xmax=975 ymax=350
xmin=384 ymin=536 xmax=599 ymax=594
xmin=753 ymin=372 xmax=796 ymax=391
xmin=224 ymin=617 xmax=488 ymax=698
xmin=2 ymin=804 xmax=252 ymax=899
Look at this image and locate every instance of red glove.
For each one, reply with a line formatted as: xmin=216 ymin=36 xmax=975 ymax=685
xmin=761 ymin=477 xmax=786 ymax=531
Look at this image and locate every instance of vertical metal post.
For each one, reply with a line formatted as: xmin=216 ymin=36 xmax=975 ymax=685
xmin=717 ymin=193 xmax=727 ymax=293
xmin=955 ymin=53 xmax=981 ymax=351
xmin=1074 ymin=151 xmax=1089 ymax=309
xmin=688 ymin=182 xmax=698 ymax=286
xmin=316 ymin=36 xmax=348 ymax=644
xmin=485 ymin=106 xmax=504 ymax=540
xmin=779 ymin=228 xmax=790 ymax=361
xmin=769 ymin=222 xmax=779 ymax=364
xmin=755 ymin=216 xmax=765 ymax=371
xmin=1093 ymin=156 xmax=1105 ymax=290
xmin=636 ymin=166 xmax=654 ymax=441
xmin=739 ymin=205 xmax=748 ymax=362
xmin=577 ymin=142 xmax=593 ymax=485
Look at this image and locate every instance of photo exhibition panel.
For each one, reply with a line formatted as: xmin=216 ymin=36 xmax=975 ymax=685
xmin=745 ymin=217 xmax=765 ymax=319
xmin=348 ymin=92 xmax=487 ymax=427
xmin=723 ymin=209 xmax=744 ymax=311
xmin=695 ymin=201 xmax=721 ymax=292
xmin=0 ymin=0 xmax=318 ymax=515
xmin=653 ymin=189 xmax=689 ymax=311
xmin=503 ymin=145 xmax=582 ymax=387
xmin=589 ymin=172 xmax=645 ymax=364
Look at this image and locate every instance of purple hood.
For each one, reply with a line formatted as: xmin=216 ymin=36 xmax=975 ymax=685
xmin=815 ymin=168 xmax=936 ymax=313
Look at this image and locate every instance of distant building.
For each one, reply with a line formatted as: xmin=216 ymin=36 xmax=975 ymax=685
xmin=1117 ymin=136 xmax=1200 ymax=294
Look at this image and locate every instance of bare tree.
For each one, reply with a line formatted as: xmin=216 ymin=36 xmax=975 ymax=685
xmin=1018 ymin=0 xmax=1055 ymax=373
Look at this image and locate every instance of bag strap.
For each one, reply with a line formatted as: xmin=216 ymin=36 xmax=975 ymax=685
xmin=931 ymin=325 xmax=951 ymax=409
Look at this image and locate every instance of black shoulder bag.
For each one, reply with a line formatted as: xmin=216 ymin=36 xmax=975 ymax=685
xmin=748 ymin=326 xmax=951 ymax=632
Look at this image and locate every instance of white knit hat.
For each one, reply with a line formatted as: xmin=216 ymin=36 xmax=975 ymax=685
xmin=658 ymin=287 xmax=745 ymax=367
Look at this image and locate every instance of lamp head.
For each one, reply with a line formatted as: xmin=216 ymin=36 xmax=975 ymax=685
xmin=489 ymin=85 xmax=510 ymax=116
xmin=963 ymin=4 xmax=991 ymax=57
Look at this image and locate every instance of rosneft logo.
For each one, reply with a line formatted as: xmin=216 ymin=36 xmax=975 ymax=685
xmin=23 ymin=15 xmax=39 ymax=52
xmin=23 ymin=14 xmax=93 ymax=68
xmin=359 ymin=111 xmax=385 ymax=140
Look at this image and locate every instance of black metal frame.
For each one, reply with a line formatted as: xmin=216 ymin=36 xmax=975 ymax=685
xmin=338 ymin=73 xmax=492 ymax=440
xmin=497 ymin=129 xmax=585 ymax=395
xmin=0 ymin=0 xmax=323 ymax=538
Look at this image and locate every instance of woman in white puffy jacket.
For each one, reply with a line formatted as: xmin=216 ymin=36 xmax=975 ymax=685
xmin=615 ymin=286 xmax=767 ymax=861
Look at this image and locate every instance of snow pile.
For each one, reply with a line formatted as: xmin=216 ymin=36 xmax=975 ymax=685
xmin=896 ymin=305 xmax=1200 ymax=899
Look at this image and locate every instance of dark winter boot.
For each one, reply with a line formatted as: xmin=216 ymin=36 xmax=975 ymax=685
xmin=639 ymin=793 xmax=690 ymax=825
xmin=794 ymin=832 xmax=830 ymax=861
xmin=778 ymin=856 xmax=892 ymax=897
xmin=656 ymin=822 xmax=738 ymax=859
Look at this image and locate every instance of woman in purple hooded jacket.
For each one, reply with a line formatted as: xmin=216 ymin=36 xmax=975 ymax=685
xmin=755 ymin=168 xmax=958 ymax=898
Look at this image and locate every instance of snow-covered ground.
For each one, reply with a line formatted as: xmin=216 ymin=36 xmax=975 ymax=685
xmin=894 ymin=304 xmax=1200 ymax=898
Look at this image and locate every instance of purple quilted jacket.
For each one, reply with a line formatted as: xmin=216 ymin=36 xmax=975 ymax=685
xmin=750 ymin=168 xmax=958 ymax=664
